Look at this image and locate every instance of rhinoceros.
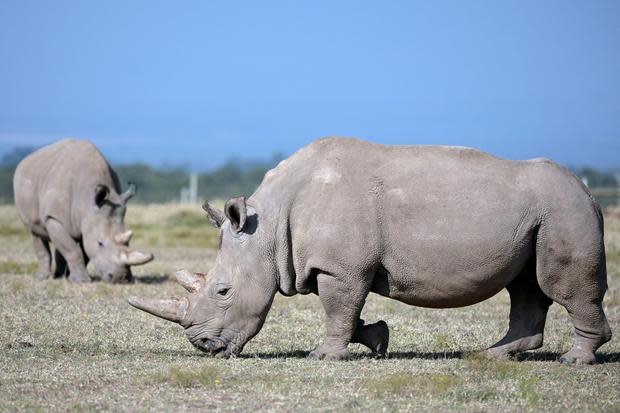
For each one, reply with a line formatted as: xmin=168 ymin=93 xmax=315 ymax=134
xmin=129 ymin=137 xmax=611 ymax=364
xmin=14 ymin=139 xmax=153 ymax=283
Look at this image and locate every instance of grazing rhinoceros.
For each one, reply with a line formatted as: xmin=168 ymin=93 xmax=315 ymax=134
xmin=129 ymin=137 xmax=611 ymax=364
xmin=14 ymin=139 xmax=153 ymax=283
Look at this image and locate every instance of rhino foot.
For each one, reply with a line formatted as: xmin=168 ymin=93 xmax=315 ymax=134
xmin=559 ymin=348 xmax=597 ymax=365
xmin=68 ymin=270 xmax=92 ymax=283
xmin=308 ymin=344 xmax=351 ymax=361
xmin=35 ymin=270 xmax=52 ymax=280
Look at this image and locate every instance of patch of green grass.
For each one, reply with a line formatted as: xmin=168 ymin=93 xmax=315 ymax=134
xmin=434 ymin=333 xmax=455 ymax=349
xmin=366 ymin=372 xmax=462 ymax=397
xmin=462 ymin=352 xmax=523 ymax=379
xmin=144 ymin=365 xmax=222 ymax=388
xmin=516 ymin=376 xmax=540 ymax=405
xmin=131 ymin=209 xmax=219 ymax=249
xmin=164 ymin=210 xmax=207 ymax=227
xmin=0 ymin=225 xmax=27 ymax=237
xmin=0 ymin=261 xmax=37 ymax=275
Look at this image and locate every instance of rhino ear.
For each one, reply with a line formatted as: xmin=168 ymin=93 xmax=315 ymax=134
xmin=224 ymin=197 xmax=247 ymax=233
xmin=94 ymin=184 xmax=110 ymax=208
xmin=202 ymin=200 xmax=226 ymax=228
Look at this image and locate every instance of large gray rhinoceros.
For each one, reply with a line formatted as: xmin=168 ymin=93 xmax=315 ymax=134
xmin=14 ymin=139 xmax=153 ymax=283
xmin=129 ymin=137 xmax=611 ymax=364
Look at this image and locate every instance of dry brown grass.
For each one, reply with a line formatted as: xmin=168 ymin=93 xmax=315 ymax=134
xmin=0 ymin=204 xmax=618 ymax=412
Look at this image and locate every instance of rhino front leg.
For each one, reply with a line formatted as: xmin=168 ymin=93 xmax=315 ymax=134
xmin=308 ymin=272 xmax=371 ymax=361
xmin=31 ymin=233 xmax=52 ymax=280
xmin=45 ymin=219 xmax=91 ymax=283
xmin=53 ymin=249 xmax=67 ymax=278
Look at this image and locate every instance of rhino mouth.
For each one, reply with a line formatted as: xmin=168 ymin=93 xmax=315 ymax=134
xmin=192 ymin=337 xmax=240 ymax=358
xmin=192 ymin=338 xmax=230 ymax=357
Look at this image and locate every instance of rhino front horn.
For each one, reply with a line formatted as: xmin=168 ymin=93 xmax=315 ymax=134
xmin=128 ymin=296 xmax=188 ymax=323
xmin=121 ymin=250 xmax=154 ymax=266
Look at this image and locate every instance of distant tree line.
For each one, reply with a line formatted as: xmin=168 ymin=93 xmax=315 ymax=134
xmin=0 ymin=145 xmax=281 ymax=203
xmin=0 ymin=145 xmax=618 ymax=204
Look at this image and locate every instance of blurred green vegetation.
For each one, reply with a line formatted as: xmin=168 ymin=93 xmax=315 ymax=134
xmin=0 ymin=145 xmax=618 ymax=206
xmin=0 ymin=145 xmax=280 ymax=203
xmin=131 ymin=209 xmax=220 ymax=249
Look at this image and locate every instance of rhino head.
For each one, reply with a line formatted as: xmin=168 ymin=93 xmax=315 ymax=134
xmin=82 ymin=183 xmax=153 ymax=283
xmin=128 ymin=197 xmax=278 ymax=356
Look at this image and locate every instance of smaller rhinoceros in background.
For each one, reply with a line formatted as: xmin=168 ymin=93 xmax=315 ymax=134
xmin=13 ymin=139 xmax=154 ymax=283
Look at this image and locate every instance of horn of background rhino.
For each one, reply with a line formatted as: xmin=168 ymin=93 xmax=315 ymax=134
xmin=121 ymin=250 xmax=154 ymax=266
xmin=202 ymin=200 xmax=226 ymax=228
xmin=175 ymin=269 xmax=203 ymax=293
xmin=115 ymin=230 xmax=133 ymax=244
xmin=127 ymin=296 xmax=188 ymax=323
xmin=120 ymin=182 xmax=137 ymax=204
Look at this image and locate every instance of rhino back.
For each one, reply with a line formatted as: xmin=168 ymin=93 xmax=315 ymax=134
xmin=14 ymin=139 xmax=121 ymax=238
xmin=253 ymin=137 xmax=596 ymax=306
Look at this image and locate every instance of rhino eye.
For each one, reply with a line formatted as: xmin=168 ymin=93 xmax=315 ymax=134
xmin=217 ymin=287 xmax=230 ymax=296
xmin=98 ymin=241 xmax=104 ymax=248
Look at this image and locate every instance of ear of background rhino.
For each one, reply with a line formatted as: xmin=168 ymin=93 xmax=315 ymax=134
xmin=224 ymin=196 xmax=247 ymax=233
xmin=202 ymin=200 xmax=226 ymax=228
xmin=94 ymin=184 xmax=110 ymax=208
xmin=120 ymin=182 xmax=137 ymax=204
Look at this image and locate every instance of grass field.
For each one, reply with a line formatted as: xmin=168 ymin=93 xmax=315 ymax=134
xmin=0 ymin=204 xmax=618 ymax=412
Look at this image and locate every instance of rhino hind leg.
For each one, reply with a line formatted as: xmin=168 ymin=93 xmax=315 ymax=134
xmin=487 ymin=262 xmax=551 ymax=358
xmin=351 ymin=319 xmax=389 ymax=358
xmin=308 ymin=271 xmax=372 ymax=361
xmin=31 ymin=233 xmax=52 ymax=280
xmin=535 ymin=217 xmax=612 ymax=365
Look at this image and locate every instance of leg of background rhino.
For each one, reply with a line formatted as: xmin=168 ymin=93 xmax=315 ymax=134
xmin=31 ymin=233 xmax=52 ymax=280
xmin=487 ymin=262 xmax=551 ymax=358
xmin=308 ymin=272 xmax=371 ymax=360
xmin=53 ymin=249 xmax=67 ymax=278
xmin=78 ymin=240 xmax=89 ymax=267
xmin=45 ymin=218 xmax=91 ymax=283
xmin=351 ymin=319 xmax=389 ymax=358
xmin=536 ymin=221 xmax=611 ymax=364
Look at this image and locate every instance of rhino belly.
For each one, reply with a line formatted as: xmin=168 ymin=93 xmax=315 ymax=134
xmin=371 ymin=217 xmax=536 ymax=308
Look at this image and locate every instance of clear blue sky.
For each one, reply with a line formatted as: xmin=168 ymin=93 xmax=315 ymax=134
xmin=1 ymin=1 xmax=619 ymax=170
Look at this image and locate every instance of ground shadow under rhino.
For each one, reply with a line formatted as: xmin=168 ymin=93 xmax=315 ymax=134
xmin=244 ymin=350 xmax=620 ymax=363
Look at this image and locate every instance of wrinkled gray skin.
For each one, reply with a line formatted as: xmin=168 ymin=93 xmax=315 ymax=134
xmin=130 ymin=137 xmax=611 ymax=364
xmin=14 ymin=139 xmax=154 ymax=283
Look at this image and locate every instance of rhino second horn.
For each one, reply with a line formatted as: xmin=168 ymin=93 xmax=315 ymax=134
xmin=121 ymin=250 xmax=154 ymax=266
xmin=128 ymin=296 xmax=188 ymax=323
xmin=115 ymin=230 xmax=133 ymax=245
xmin=175 ymin=270 xmax=204 ymax=293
